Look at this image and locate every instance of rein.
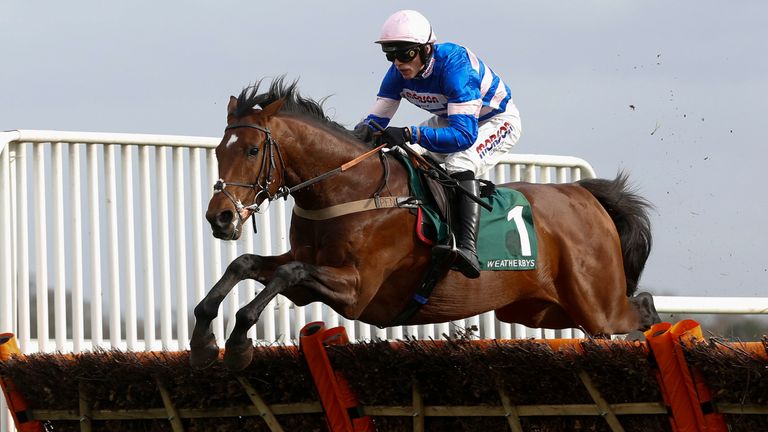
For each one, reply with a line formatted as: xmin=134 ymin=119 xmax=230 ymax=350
xmin=214 ymin=122 xmax=390 ymax=235
xmin=278 ymin=140 xmax=388 ymax=200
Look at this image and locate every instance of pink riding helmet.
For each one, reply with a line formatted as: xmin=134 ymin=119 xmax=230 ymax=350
xmin=375 ymin=10 xmax=437 ymax=45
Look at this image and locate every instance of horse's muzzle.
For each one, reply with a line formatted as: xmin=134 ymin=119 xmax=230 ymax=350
xmin=206 ymin=209 xmax=239 ymax=240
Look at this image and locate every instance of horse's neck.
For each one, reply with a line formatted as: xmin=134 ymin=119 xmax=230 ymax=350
xmin=278 ymin=117 xmax=386 ymax=209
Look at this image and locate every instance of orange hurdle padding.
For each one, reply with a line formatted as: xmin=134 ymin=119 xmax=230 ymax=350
xmin=300 ymin=322 xmax=375 ymax=432
xmin=0 ymin=333 xmax=44 ymax=432
xmin=646 ymin=322 xmax=696 ymax=432
xmin=669 ymin=320 xmax=727 ymax=432
xmin=646 ymin=321 xmax=728 ymax=432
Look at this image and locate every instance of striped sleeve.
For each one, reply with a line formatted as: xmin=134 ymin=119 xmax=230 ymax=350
xmin=363 ymin=66 xmax=404 ymax=129
xmin=412 ymin=49 xmax=480 ymax=152
xmin=413 ymin=113 xmax=478 ymax=153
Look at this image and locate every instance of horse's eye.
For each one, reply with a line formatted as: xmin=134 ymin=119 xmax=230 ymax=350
xmin=248 ymin=147 xmax=259 ymax=157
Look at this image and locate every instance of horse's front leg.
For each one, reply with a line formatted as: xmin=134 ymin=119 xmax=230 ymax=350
xmin=223 ymin=261 xmax=360 ymax=371
xmin=189 ymin=252 xmax=290 ymax=369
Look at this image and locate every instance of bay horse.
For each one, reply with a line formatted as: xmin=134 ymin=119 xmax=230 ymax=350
xmin=190 ymin=78 xmax=660 ymax=371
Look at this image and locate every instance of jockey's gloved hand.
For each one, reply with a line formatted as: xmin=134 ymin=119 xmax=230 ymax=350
xmin=352 ymin=121 xmax=375 ymax=143
xmin=381 ymin=126 xmax=411 ymax=148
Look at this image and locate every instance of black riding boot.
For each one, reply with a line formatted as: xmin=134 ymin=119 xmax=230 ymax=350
xmin=451 ymin=172 xmax=482 ymax=279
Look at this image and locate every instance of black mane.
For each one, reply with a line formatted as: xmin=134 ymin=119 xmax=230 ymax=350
xmin=234 ymin=77 xmax=349 ymax=133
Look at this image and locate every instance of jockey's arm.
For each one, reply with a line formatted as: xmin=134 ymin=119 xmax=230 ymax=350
xmin=411 ymin=60 xmax=483 ymax=153
xmin=363 ymin=101 xmax=480 ymax=153
xmin=409 ymin=107 xmax=479 ymax=153
xmin=363 ymin=96 xmax=400 ymax=130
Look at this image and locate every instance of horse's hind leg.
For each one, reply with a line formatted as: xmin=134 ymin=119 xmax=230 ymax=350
xmin=556 ymin=268 xmax=645 ymax=336
xmin=190 ymin=253 xmax=288 ymax=369
xmin=629 ymin=292 xmax=661 ymax=330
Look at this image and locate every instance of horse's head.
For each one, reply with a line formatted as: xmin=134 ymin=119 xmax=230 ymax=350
xmin=206 ymin=95 xmax=286 ymax=240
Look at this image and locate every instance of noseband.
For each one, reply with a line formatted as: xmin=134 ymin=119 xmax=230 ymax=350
xmin=214 ymin=123 xmax=288 ymax=236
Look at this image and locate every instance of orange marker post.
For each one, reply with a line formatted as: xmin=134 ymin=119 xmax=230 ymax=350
xmin=300 ymin=322 xmax=375 ymax=432
xmin=645 ymin=322 xmax=697 ymax=432
xmin=669 ymin=320 xmax=727 ymax=432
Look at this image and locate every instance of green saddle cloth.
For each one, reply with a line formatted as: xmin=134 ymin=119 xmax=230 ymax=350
xmin=394 ymin=153 xmax=538 ymax=271
xmin=477 ymin=188 xmax=538 ymax=271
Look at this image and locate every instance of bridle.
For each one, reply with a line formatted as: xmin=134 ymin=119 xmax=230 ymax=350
xmin=213 ymin=121 xmax=388 ymax=237
xmin=213 ymin=122 xmax=288 ymax=237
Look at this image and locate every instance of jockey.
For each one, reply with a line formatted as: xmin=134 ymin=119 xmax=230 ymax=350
xmin=355 ymin=10 xmax=522 ymax=279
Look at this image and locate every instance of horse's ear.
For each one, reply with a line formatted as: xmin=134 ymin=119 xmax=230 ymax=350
xmin=227 ymin=96 xmax=238 ymax=115
xmin=261 ymin=98 xmax=285 ymax=118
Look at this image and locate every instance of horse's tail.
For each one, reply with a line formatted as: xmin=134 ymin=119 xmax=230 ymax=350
xmin=578 ymin=172 xmax=653 ymax=297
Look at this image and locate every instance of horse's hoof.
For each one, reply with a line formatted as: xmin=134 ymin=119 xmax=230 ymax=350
xmin=223 ymin=338 xmax=254 ymax=371
xmin=189 ymin=334 xmax=220 ymax=370
xmin=631 ymin=292 xmax=661 ymax=330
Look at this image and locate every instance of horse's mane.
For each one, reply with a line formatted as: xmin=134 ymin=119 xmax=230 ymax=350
xmin=234 ymin=77 xmax=350 ymax=134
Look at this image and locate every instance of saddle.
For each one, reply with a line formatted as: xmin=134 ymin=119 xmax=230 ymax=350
xmin=388 ymin=150 xmax=495 ymax=246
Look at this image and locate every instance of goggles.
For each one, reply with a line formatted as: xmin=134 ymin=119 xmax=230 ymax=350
xmin=384 ymin=46 xmax=420 ymax=63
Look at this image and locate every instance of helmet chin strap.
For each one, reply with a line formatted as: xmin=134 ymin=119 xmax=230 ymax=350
xmin=415 ymin=45 xmax=435 ymax=79
xmin=415 ymin=26 xmax=435 ymax=75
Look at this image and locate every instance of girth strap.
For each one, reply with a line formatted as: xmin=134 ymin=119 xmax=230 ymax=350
xmin=386 ymin=247 xmax=454 ymax=327
xmin=293 ymin=196 xmax=420 ymax=220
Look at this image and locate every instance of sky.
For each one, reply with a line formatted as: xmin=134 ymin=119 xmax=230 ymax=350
xmin=2 ymin=1 xmax=767 ymax=299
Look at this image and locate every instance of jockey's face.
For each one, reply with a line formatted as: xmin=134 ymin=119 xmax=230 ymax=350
xmin=392 ymin=45 xmax=429 ymax=79
xmin=394 ymin=54 xmax=423 ymax=79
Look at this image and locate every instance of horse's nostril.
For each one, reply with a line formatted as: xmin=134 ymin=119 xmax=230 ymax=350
xmin=216 ymin=211 xmax=234 ymax=226
xmin=208 ymin=210 xmax=234 ymax=231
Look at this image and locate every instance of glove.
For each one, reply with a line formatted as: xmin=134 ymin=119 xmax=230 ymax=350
xmin=352 ymin=121 xmax=374 ymax=143
xmin=381 ymin=126 xmax=411 ymax=148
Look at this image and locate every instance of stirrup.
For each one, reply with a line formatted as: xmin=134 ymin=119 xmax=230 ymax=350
xmin=433 ymin=243 xmax=480 ymax=279
xmin=431 ymin=244 xmax=455 ymax=261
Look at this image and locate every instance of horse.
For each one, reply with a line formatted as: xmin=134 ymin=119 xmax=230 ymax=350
xmin=190 ymin=78 xmax=660 ymax=371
